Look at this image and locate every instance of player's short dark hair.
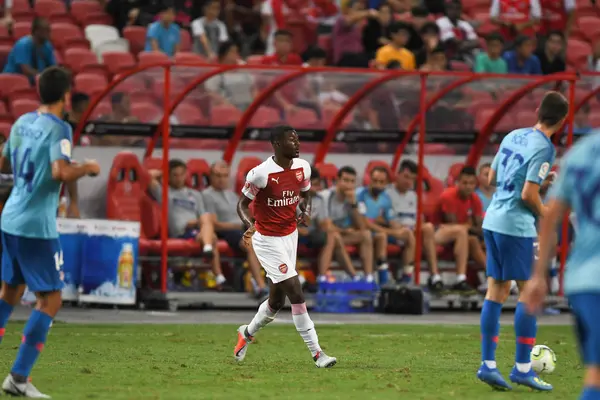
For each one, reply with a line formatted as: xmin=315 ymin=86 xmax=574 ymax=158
xmin=479 ymin=162 xmax=491 ymax=172
xmin=486 ymin=32 xmax=504 ymax=44
xmin=386 ymin=60 xmax=402 ymax=70
xmin=169 ymin=159 xmax=186 ymax=171
xmin=411 ymin=6 xmax=429 ymax=17
xmin=399 ymin=160 xmax=418 ymax=174
xmin=370 ymin=166 xmax=390 ymax=180
xmin=420 ymin=22 xmax=440 ymax=36
xmin=547 ymin=30 xmax=564 ymax=41
xmin=538 ymin=91 xmax=569 ymax=127
xmin=305 ymin=46 xmax=327 ymax=61
xmin=459 ymin=166 xmax=477 ymax=178
xmin=514 ymin=35 xmax=532 ymax=48
xmin=270 ymin=125 xmax=295 ymax=144
xmin=111 ymin=92 xmax=126 ymax=105
xmin=310 ymin=166 xmax=320 ymax=180
xmin=218 ymin=40 xmax=237 ymax=59
xmin=389 ymin=21 xmax=411 ymax=35
xmin=71 ymin=92 xmax=89 ymax=112
xmin=31 ymin=17 xmax=48 ymax=34
xmin=337 ymin=166 xmax=356 ymax=178
xmin=38 ymin=67 xmax=71 ymax=105
xmin=274 ymin=29 xmax=292 ymax=39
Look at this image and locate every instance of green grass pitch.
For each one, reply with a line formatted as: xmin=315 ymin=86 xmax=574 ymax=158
xmin=0 ymin=323 xmax=583 ymax=400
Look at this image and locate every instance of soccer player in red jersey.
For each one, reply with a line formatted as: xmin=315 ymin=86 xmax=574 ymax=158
xmin=233 ymin=125 xmax=337 ymax=368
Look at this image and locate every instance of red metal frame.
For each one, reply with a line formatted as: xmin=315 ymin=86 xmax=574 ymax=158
xmin=465 ymin=73 xmax=577 ymax=167
xmin=145 ymin=65 xmax=241 ymax=158
xmin=414 ymin=74 xmax=427 ymax=285
xmin=160 ymin=66 xmax=171 ymax=293
xmin=390 ymin=75 xmax=479 ymax=172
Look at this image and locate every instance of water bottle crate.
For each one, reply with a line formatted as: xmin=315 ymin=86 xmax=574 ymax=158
xmin=314 ymin=281 xmax=378 ymax=313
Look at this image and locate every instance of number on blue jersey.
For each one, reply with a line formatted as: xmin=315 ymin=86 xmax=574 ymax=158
xmin=499 ymin=148 xmax=524 ymax=192
xmin=11 ymin=147 xmax=35 ymax=192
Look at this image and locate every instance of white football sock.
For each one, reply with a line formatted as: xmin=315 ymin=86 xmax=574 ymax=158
xmin=456 ymin=274 xmax=467 ymax=283
xmin=516 ymin=362 xmax=531 ymax=373
xmin=484 ymin=360 xmax=497 ymax=369
xmin=366 ymin=274 xmax=375 ymax=283
xmin=215 ymin=274 xmax=226 ymax=285
xmin=247 ymin=300 xmax=278 ymax=336
xmin=203 ymin=244 xmax=213 ymax=253
xmin=431 ymin=274 xmax=442 ymax=283
xmin=291 ymin=303 xmax=321 ymax=357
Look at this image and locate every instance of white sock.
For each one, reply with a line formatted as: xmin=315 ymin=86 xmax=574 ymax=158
xmin=203 ymin=244 xmax=213 ymax=253
xmin=403 ymin=265 xmax=414 ymax=275
xmin=247 ymin=300 xmax=278 ymax=336
xmin=516 ymin=362 xmax=531 ymax=373
xmin=215 ymin=274 xmax=226 ymax=285
xmin=352 ymin=275 xmax=361 ymax=282
xmin=365 ymin=274 xmax=375 ymax=283
xmin=431 ymin=274 xmax=442 ymax=283
xmin=378 ymin=262 xmax=389 ymax=271
xmin=317 ymin=275 xmax=327 ymax=283
xmin=291 ymin=303 xmax=321 ymax=357
xmin=484 ymin=360 xmax=497 ymax=369
xmin=456 ymin=274 xmax=466 ymax=283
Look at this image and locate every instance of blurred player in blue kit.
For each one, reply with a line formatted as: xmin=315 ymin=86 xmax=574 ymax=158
xmin=524 ymin=129 xmax=600 ymax=400
xmin=0 ymin=67 xmax=100 ymax=398
xmin=477 ymin=91 xmax=569 ymax=391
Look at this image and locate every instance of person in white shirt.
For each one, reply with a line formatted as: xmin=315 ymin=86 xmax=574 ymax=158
xmin=191 ymin=0 xmax=229 ymax=59
xmin=436 ymin=1 xmax=479 ymax=64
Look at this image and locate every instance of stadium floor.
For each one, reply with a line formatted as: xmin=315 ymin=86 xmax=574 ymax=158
xmin=10 ymin=305 xmax=573 ymax=326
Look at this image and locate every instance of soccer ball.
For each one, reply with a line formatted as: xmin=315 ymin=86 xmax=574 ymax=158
xmin=531 ymin=345 xmax=556 ymax=374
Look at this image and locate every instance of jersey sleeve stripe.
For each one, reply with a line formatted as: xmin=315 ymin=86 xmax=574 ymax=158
xmin=242 ymin=182 xmax=260 ymax=199
xmin=300 ymin=179 xmax=310 ymax=192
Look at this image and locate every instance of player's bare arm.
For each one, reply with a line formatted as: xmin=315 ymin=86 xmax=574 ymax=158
xmin=521 ymin=181 xmax=546 ymax=217
xmin=66 ymin=180 xmax=80 ymax=218
xmin=346 ymin=190 xmax=366 ymax=230
xmin=51 ymin=159 xmax=99 ymax=182
xmin=237 ymin=194 xmax=255 ymax=229
xmin=297 ymin=189 xmax=312 ymax=226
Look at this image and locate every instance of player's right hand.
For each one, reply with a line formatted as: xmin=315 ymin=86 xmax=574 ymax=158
xmin=84 ymin=159 xmax=100 ymax=177
xmin=242 ymin=226 xmax=256 ymax=249
xmin=521 ymin=274 xmax=548 ymax=314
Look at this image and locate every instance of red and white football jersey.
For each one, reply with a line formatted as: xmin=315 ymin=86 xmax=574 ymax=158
xmin=242 ymin=156 xmax=311 ymax=236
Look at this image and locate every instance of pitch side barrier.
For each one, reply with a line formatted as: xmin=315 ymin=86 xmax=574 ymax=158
xmin=74 ymin=64 xmax=585 ymax=303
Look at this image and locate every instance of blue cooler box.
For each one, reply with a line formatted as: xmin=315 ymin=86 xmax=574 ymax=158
xmin=315 ymin=281 xmax=378 ymax=313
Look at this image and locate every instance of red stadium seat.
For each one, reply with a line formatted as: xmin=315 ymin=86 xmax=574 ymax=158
xmin=446 ymin=163 xmax=464 ymax=186
xmin=210 ymin=104 xmax=242 ymax=126
xmin=81 ymin=12 xmax=113 ymax=26
xmin=138 ymin=51 xmax=170 ymax=66
xmin=567 ymin=39 xmax=591 ymax=68
xmin=106 ymin=152 xmax=149 ymax=221
xmin=578 ymin=16 xmax=600 ymax=42
xmin=314 ymin=162 xmax=338 ymax=188
xmin=74 ymin=73 xmax=108 ymax=96
xmin=71 ymin=0 xmax=103 ymax=25
xmin=49 ymin=13 xmax=76 ymax=25
xmin=363 ymin=161 xmax=394 ymax=185
xmin=0 ymin=74 xmax=31 ymax=99
xmin=0 ymin=45 xmax=12 ymax=69
xmin=10 ymin=99 xmax=39 ymax=119
xmin=130 ymin=102 xmax=162 ymax=123
xmin=180 ymin=29 xmax=192 ymax=52
xmin=0 ymin=122 xmax=12 ymax=138
xmin=235 ymin=156 xmax=262 ymax=193
xmin=286 ymin=108 xmax=318 ymax=129
xmin=122 ymin=26 xmax=147 ymax=55
xmin=102 ymin=51 xmax=136 ymax=75
xmin=50 ymin=23 xmax=88 ymax=50
xmin=13 ymin=21 xmax=31 ymax=39
xmin=63 ymin=48 xmax=104 ymax=74
xmin=186 ymin=158 xmax=211 ymax=190
xmin=34 ymin=0 xmax=67 ymax=18
xmin=246 ymin=55 xmax=264 ymax=65
xmin=0 ymin=25 xmax=9 ymax=39
xmin=173 ymin=102 xmax=208 ymax=125
xmin=11 ymin=1 xmax=33 ymax=14
xmin=249 ymin=106 xmax=280 ymax=128
xmin=174 ymin=52 xmax=207 ymax=63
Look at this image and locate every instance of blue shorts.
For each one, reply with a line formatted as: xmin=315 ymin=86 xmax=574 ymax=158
xmin=1 ymin=231 xmax=64 ymax=293
xmin=569 ymin=293 xmax=600 ymax=366
xmin=483 ymin=229 xmax=534 ymax=281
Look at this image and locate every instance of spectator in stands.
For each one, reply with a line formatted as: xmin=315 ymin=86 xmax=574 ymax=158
xmin=405 ymin=6 xmax=429 ymax=53
xmin=104 ymin=92 xmax=139 ymax=123
xmin=203 ymin=161 xmax=268 ymax=299
xmin=435 ymin=1 xmax=479 ymax=64
xmin=298 ymin=167 xmax=360 ymax=283
xmin=191 ymin=0 xmax=229 ymax=59
xmin=106 ymin=0 xmax=161 ymax=32
xmin=490 ymin=0 xmax=541 ymax=43
xmin=362 ymin=3 xmax=394 ymax=60
xmin=539 ymin=0 xmax=575 ymax=38
xmin=298 ymin=47 xmax=327 ymax=118
xmin=375 ymin=21 xmax=415 ymax=69
xmin=332 ymin=0 xmax=373 ymax=67
xmin=535 ymin=30 xmax=566 ymax=75
xmin=3 ymin=17 xmax=56 ymax=84
xmin=148 ymin=161 xmax=229 ymax=290
xmin=145 ymin=6 xmax=181 ymax=57
xmin=65 ymin=92 xmax=90 ymax=132
xmin=589 ymin=41 xmax=600 ymax=72
xmin=435 ymin=167 xmax=486 ymax=282
xmin=305 ymin=0 xmax=340 ymax=34
xmin=225 ymin=0 xmax=263 ymax=56
xmin=322 ymin=166 xmax=381 ymax=282
xmin=357 ymin=166 xmax=415 ymax=283
xmin=475 ymin=163 xmax=494 ymax=212
xmin=503 ymin=35 xmax=542 ymax=75
xmin=302 ymin=46 xmax=327 ymax=67
xmin=414 ymin=22 xmax=440 ymax=69
xmin=386 ymin=160 xmax=444 ymax=291
xmin=419 ymin=44 xmax=448 ymax=71
xmin=205 ymin=41 xmax=256 ymax=111
xmin=571 ymin=103 xmax=592 ymax=135
xmin=473 ymin=33 xmax=507 ymax=73
xmin=261 ymin=30 xmax=302 ymax=65
xmin=261 ymin=0 xmax=292 ymax=55
xmin=2 ymin=0 xmax=13 ymax=28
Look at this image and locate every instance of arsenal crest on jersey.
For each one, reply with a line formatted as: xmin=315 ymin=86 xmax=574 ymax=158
xmin=295 ymin=171 xmax=303 ymax=182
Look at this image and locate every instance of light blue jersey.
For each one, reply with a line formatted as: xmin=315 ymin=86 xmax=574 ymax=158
xmin=483 ymin=128 xmax=555 ymax=238
xmin=1 ymin=112 xmax=72 ymax=239
xmin=549 ymin=132 xmax=600 ymax=295
xmin=356 ymin=187 xmax=394 ymax=223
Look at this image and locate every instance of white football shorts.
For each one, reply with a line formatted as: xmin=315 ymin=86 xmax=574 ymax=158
xmin=251 ymin=229 xmax=298 ymax=284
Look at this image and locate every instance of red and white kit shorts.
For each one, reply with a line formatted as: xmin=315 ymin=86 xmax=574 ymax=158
xmin=251 ymin=229 xmax=298 ymax=284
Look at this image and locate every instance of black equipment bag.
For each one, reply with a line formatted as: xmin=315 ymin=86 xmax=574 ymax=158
xmin=376 ymin=283 xmax=429 ymax=315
